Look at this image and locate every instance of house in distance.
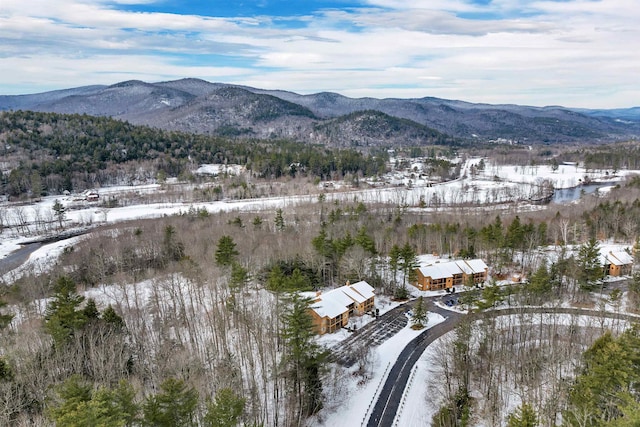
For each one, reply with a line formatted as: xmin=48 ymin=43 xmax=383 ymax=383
xmin=308 ymin=281 xmax=375 ymax=335
xmin=600 ymin=249 xmax=634 ymax=277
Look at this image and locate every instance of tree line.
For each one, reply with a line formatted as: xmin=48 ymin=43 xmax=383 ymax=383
xmin=0 ymin=110 xmax=387 ymax=198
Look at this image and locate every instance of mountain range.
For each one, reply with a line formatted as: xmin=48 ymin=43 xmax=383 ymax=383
xmin=1 ymin=78 xmax=638 ymax=147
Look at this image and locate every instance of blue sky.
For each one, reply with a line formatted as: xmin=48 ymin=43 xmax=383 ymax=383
xmin=1 ymin=0 xmax=638 ymax=108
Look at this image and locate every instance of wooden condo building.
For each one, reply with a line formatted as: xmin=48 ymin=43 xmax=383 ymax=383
xmin=308 ymin=281 xmax=375 ymax=335
xmin=413 ymin=259 xmax=488 ymax=291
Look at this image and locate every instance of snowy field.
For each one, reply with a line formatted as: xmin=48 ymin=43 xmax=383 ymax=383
xmin=2 ymin=159 xmax=638 ymax=264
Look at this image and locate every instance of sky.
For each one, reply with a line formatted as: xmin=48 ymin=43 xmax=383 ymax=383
xmin=0 ymin=0 xmax=639 ymax=108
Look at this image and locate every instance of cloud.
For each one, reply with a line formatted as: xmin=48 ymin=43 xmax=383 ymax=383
xmin=0 ymin=0 xmax=638 ymax=108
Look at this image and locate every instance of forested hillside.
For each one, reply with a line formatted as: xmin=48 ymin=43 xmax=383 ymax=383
xmin=2 ymin=79 xmax=638 ymax=144
xmin=0 ymin=111 xmax=387 ymax=198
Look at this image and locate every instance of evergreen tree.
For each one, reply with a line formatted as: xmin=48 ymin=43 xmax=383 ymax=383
xmin=281 ymin=294 xmax=326 ymax=417
xmin=411 ymin=296 xmax=427 ymax=329
xmin=47 ymin=375 xmax=93 ymax=426
xmin=215 ymin=235 xmax=239 ymax=267
xmin=476 ymin=282 xmax=504 ymax=311
xmin=399 ymin=242 xmax=419 ymax=288
xmin=143 ymin=378 xmax=199 ymax=427
xmin=229 ymin=262 xmax=248 ymax=293
xmin=30 ymin=171 xmax=42 ymax=199
xmin=266 ymin=264 xmax=287 ymax=292
xmin=89 ymin=380 xmax=139 ymax=427
xmin=311 ymin=226 xmax=332 ymax=259
xmin=82 ymin=298 xmax=100 ymax=322
xmin=527 ymin=262 xmax=551 ymax=299
xmin=564 ymin=326 xmax=640 ymax=426
xmin=44 ymin=276 xmax=87 ymax=346
xmin=53 ymin=199 xmax=66 ymax=229
xmin=312 ymin=225 xmax=335 ymax=284
xmin=0 ymin=357 xmax=12 ymax=382
xmin=388 ymin=244 xmax=402 ymax=289
xmin=102 ymin=304 xmax=125 ymax=331
xmin=48 ymin=376 xmax=139 ymax=427
xmin=576 ymin=237 xmax=604 ymax=291
xmin=0 ymin=298 xmax=14 ymax=330
xmin=204 ymin=388 xmax=245 ymax=427
xmin=274 ymin=208 xmax=285 ymax=231
xmin=162 ymin=225 xmax=185 ymax=263
xmin=355 ymin=226 xmax=377 ymax=255
xmin=505 ymin=216 xmax=524 ymax=251
xmin=507 ymin=403 xmax=538 ymax=427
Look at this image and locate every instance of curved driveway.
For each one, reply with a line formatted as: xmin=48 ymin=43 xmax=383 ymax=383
xmin=365 ymin=303 xmax=640 ymax=427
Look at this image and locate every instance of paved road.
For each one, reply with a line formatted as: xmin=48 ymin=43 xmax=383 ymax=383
xmin=366 ymin=302 xmax=464 ymax=427
xmin=0 ymin=242 xmax=42 ymax=276
xmin=364 ymin=304 xmax=640 ymax=427
xmin=0 ymin=228 xmax=93 ymax=277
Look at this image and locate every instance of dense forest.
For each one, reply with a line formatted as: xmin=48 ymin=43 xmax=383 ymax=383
xmin=0 ymin=111 xmax=388 ymax=198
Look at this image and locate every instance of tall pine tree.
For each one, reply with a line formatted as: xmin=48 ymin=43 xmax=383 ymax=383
xmin=281 ymin=294 xmax=326 ymax=418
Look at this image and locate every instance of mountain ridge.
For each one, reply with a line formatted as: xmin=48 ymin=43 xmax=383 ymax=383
xmin=1 ymin=79 xmax=638 ymax=146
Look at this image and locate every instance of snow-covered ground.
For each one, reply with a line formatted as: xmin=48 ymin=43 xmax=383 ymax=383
xmin=3 ymin=159 xmax=638 ymax=264
xmin=1 ymin=160 xmax=639 ymax=426
xmin=311 ymin=313 xmax=446 ymax=427
xmin=480 ymin=163 xmax=623 ymax=189
xmin=395 ymin=311 xmax=635 ymax=427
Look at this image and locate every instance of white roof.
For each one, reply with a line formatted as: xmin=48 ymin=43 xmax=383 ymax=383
xmin=348 ymin=281 xmax=375 ymax=300
xmin=311 ymin=298 xmax=347 ymax=319
xmin=341 ymin=287 xmax=366 ymax=304
xmin=418 ymin=258 xmax=487 ymax=279
xmin=419 ymin=262 xmax=463 ymax=280
xmin=455 ymin=260 xmax=474 ymax=275
xmin=602 ymin=250 xmax=634 ymax=266
xmin=461 ymin=259 xmax=489 ymax=274
xmin=309 ymin=281 xmax=374 ymax=319
xmin=324 ymin=287 xmax=355 ymax=307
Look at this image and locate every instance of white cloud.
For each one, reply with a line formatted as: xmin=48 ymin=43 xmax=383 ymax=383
xmin=0 ymin=0 xmax=638 ymax=108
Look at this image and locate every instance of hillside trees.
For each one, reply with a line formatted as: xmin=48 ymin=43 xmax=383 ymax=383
xmin=0 ymin=111 xmax=388 ymax=198
xmin=311 ymin=219 xmax=379 ymax=287
xmin=564 ymin=326 xmax=640 ymax=426
xmin=3 ymin=167 xmax=640 ymax=426
xmin=143 ymin=378 xmax=199 ymax=427
xmin=576 ymin=237 xmax=604 ymax=292
xmin=280 ymin=293 xmax=327 ymax=421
